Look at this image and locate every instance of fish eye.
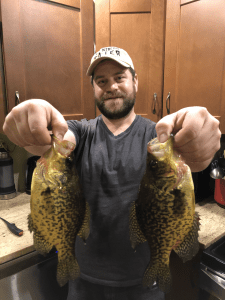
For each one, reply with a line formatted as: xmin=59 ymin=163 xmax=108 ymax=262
xmin=65 ymin=157 xmax=73 ymax=167
xmin=149 ymin=160 xmax=157 ymax=167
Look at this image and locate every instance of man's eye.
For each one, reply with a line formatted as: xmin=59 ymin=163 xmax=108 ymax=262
xmin=97 ymin=80 xmax=105 ymax=85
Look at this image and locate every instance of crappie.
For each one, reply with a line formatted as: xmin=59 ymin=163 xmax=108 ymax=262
xmin=28 ymin=135 xmax=90 ymax=287
xmin=129 ymin=136 xmax=200 ymax=293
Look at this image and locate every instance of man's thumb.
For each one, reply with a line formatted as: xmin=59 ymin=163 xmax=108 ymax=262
xmin=51 ymin=108 xmax=68 ymax=141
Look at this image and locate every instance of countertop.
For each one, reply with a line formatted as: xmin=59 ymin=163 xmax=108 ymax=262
xmin=0 ymin=193 xmax=34 ymax=264
xmin=0 ymin=193 xmax=225 ymax=264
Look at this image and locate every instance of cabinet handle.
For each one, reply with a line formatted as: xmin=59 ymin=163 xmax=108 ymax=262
xmin=152 ymin=93 xmax=157 ymax=114
xmin=15 ymin=91 xmax=20 ymax=105
xmin=166 ymin=92 xmax=170 ymax=114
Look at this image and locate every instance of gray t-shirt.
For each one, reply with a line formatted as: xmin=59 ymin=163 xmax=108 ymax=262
xmin=67 ymin=114 xmax=157 ymax=287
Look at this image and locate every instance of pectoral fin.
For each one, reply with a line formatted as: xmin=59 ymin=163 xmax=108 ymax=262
xmin=77 ymin=202 xmax=91 ymax=243
xmin=173 ymin=212 xmax=200 ymax=262
xmin=129 ymin=201 xmax=147 ymax=249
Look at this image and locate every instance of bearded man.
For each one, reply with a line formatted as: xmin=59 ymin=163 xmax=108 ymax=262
xmin=3 ymin=47 xmax=221 ymax=300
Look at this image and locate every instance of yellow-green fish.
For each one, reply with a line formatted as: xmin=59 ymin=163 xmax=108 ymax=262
xmin=129 ymin=136 xmax=200 ymax=293
xmin=28 ymin=135 xmax=90 ymax=287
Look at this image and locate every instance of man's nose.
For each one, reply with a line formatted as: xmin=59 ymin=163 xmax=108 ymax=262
xmin=106 ymin=79 xmax=118 ymax=92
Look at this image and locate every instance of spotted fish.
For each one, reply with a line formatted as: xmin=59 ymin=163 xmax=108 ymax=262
xmin=28 ymin=135 xmax=90 ymax=287
xmin=129 ymin=136 xmax=200 ymax=293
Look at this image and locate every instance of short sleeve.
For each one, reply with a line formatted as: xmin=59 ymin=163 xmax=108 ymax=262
xmin=67 ymin=118 xmax=99 ymax=165
xmin=67 ymin=119 xmax=82 ymax=146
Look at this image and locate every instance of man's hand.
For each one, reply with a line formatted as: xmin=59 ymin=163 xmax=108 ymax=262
xmin=3 ymin=99 xmax=68 ymax=147
xmin=155 ymin=107 xmax=221 ymax=172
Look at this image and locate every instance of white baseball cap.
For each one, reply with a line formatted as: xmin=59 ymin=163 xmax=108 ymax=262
xmin=86 ymin=47 xmax=135 ymax=76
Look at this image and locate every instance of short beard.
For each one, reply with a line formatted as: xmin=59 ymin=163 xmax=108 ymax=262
xmin=95 ymin=84 xmax=136 ymax=120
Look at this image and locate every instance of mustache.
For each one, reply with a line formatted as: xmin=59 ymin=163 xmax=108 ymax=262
xmin=102 ymin=92 xmax=127 ymax=101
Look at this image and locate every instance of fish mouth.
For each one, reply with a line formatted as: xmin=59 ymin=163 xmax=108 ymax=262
xmin=173 ymin=162 xmax=187 ymax=188
xmin=147 ymin=143 xmax=165 ymax=158
xmin=52 ymin=136 xmax=75 ymax=157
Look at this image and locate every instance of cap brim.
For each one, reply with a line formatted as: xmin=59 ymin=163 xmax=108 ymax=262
xmin=86 ymin=57 xmax=131 ymax=76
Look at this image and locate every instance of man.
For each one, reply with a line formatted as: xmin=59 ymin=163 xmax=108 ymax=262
xmin=3 ymin=47 xmax=221 ymax=299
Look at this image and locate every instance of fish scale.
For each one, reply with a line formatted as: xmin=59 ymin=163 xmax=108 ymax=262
xmin=129 ymin=136 xmax=200 ymax=293
xmin=28 ymin=135 xmax=90 ymax=287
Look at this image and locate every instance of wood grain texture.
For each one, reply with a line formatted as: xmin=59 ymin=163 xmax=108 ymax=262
xmin=1 ymin=0 xmax=26 ymax=111
xmin=0 ymin=33 xmax=6 ymax=133
xmin=94 ymin=0 xmax=110 ymax=117
xmin=163 ymin=0 xmax=225 ymax=132
xmin=147 ymin=0 xmax=165 ymax=122
xmin=95 ymin=0 xmax=165 ymax=122
xmin=95 ymin=0 xmax=110 ymax=51
xmin=110 ymin=0 xmax=151 ymax=13
xmin=48 ymin=0 xmax=80 ymax=9
xmin=180 ymin=0 xmax=200 ymax=5
xmin=80 ymin=0 xmax=95 ymax=120
xmin=163 ymin=0 xmax=180 ymax=117
xmin=176 ymin=1 xmax=225 ymax=115
xmin=1 ymin=0 xmax=94 ymax=121
xmin=20 ymin=0 xmax=82 ymax=116
xmin=111 ymin=13 xmax=151 ymax=116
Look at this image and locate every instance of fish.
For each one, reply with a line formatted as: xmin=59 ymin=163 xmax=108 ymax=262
xmin=28 ymin=135 xmax=90 ymax=287
xmin=129 ymin=135 xmax=200 ymax=293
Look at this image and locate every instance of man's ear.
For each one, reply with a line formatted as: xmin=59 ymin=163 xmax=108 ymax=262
xmin=134 ymin=74 xmax=138 ymax=93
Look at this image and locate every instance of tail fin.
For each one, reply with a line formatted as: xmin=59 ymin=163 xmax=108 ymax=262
xmin=57 ymin=255 xmax=80 ymax=287
xmin=143 ymin=261 xmax=172 ymax=293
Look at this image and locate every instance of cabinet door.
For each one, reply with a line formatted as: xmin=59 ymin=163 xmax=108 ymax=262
xmin=163 ymin=0 xmax=225 ymax=132
xmin=1 ymin=0 xmax=95 ymax=121
xmin=0 ymin=26 xmax=6 ymax=133
xmin=95 ymin=0 xmax=166 ymax=122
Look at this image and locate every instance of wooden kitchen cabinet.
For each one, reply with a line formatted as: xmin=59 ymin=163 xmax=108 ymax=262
xmin=0 ymin=25 xmax=6 ymax=133
xmin=96 ymin=0 xmax=225 ymax=132
xmin=1 ymin=0 xmax=225 ymax=132
xmin=0 ymin=0 xmax=95 ymax=126
xmin=95 ymin=0 xmax=166 ymax=123
xmin=163 ymin=0 xmax=225 ymax=132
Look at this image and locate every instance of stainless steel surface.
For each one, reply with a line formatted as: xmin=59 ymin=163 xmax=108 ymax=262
xmin=199 ymin=235 xmax=225 ymax=300
xmin=0 ymin=250 xmax=68 ymax=300
xmin=210 ymin=167 xmax=224 ymax=179
xmin=199 ymin=263 xmax=224 ymax=300
xmin=202 ymin=267 xmax=225 ymax=288
xmin=210 ymin=159 xmax=225 ymax=179
xmin=0 ymin=151 xmax=16 ymax=198
xmin=152 ymin=93 xmax=157 ymax=114
xmin=0 ymin=191 xmax=17 ymax=200
xmin=15 ymin=91 xmax=20 ymax=105
xmin=166 ymin=92 xmax=170 ymax=114
xmin=0 ymin=152 xmax=9 ymax=159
